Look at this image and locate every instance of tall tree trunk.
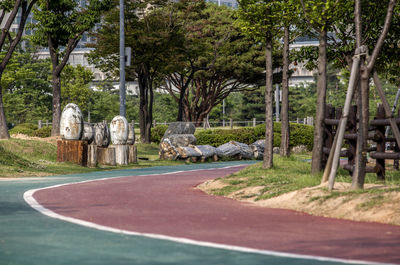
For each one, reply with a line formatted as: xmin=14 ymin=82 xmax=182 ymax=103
xmin=51 ymin=72 xmax=62 ymax=136
xmin=0 ymin=87 xmax=10 ymax=139
xmin=311 ymin=30 xmax=327 ymax=174
xmin=138 ymin=72 xmax=147 ymax=143
xmin=263 ymin=34 xmax=274 ymax=169
xmin=280 ymin=26 xmax=290 ymax=157
xmin=138 ymin=69 xmax=153 ymax=144
xmin=177 ymin=87 xmax=186 ymax=121
xmin=144 ymin=82 xmax=153 ymax=143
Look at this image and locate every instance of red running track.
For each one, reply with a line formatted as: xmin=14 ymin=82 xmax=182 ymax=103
xmin=32 ymin=165 xmax=400 ymax=264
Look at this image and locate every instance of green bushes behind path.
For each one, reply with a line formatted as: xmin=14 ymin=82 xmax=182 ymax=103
xmin=151 ymin=123 xmax=314 ymax=150
xmin=9 ymin=123 xmax=52 ymax=138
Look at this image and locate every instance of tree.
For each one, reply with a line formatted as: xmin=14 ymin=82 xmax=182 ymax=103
xmin=0 ymin=0 xmax=38 ymax=139
xmin=279 ymin=0 xmax=301 ymax=157
xmin=163 ymin=2 xmax=265 ymax=125
xmin=2 ymin=49 xmax=52 ymax=125
xmin=31 ymin=0 xmax=113 ymax=136
xmin=299 ymin=0 xmax=348 ymax=174
xmin=352 ymin=0 xmax=397 ymax=188
xmin=61 ymin=64 xmax=94 ymax=117
xmin=89 ymin=0 xmax=181 ymax=143
xmin=237 ymin=0 xmax=281 ymax=169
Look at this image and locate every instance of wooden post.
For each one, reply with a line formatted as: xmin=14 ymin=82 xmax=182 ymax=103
xmin=327 ymin=51 xmax=360 ymax=190
xmin=97 ymin=147 xmax=116 ymax=166
xmin=87 ymin=145 xmax=97 ymax=168
xmin=253 ymin=118 xmax=256 ymax=127
xmin=38 ymin=120 xmax=42 ymax=129
xmin=373 ymin=70 xmax=400 ymax=149
xmin=375 ymin=104 xmax=386 ymax=180
xmin=57 ymin=140 xmax=88 ymax=166
xmin=322 ymin=104 xmax=334 ymax=168
xmin=110 ymin=144 xmax=129 ymax=165
xmin=153 ymin=119 xmax=156 ymax=127
xmin=347 ymin=105 xmax=357 ymax=168
xmin=128 ymin=145 xmax=137 ymax=163
xmin=230 ymin=119 xmax=233 ymax=129
xmin=46 ymin=120 xmax=49 ymax=127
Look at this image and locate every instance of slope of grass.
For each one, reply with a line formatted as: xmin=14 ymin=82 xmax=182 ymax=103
xmin=211 ymin=155 xmax=400 ymax=202
xmin=0 ymin=138 xmax=184 ymax=178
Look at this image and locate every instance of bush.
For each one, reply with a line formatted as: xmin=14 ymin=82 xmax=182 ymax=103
xmin=9 ymin=123 xmax=38 ymax=136
xmin=33 ymin=126 xmax=52 ymax=138
xmin=195 ymin=122 xmax=314 ymax=150
xmin=151 ymin=125 xmax=168 ymax=144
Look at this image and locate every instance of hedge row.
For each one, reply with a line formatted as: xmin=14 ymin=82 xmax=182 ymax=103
xmin=151 ymin=123 xmax=314 ymax=150
xmin=9 ymin=123 xmax=52 ymax=138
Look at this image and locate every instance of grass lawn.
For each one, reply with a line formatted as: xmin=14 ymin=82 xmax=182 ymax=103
xmin=210 ymin=154 xmax=400 ymax=201
xmin=0 ymin=138 xmax=185 ymax=178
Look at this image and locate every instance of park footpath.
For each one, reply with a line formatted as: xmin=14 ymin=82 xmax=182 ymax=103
xmin=1 ymin=161 xmax=399 ymax=265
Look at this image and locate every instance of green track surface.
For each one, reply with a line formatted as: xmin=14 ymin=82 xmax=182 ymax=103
xmin=0 ymin=161 xmax=367 ymax=265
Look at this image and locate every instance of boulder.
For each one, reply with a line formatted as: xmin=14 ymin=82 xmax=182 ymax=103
xmin=163 ymin=122 xmax=195 ymax=138
xmin=60 ymin=103 xmax=83 ymax=140
xmin=159 ymin=138 xmax=179 ymax=160
xmin=167 ymin=134 xmax=196 ymax=147
xmin=251 ymin=140 xmax=265 ymax=151
xmin=82 ymin=122 xmax=95 ymax=144
xmin=231 ymin=141 xmax=254 ymax=159
xmin=94 ymin=122 xmax=111 ymax=147
xmin=250 ymin=139 xmax=265 ymax=160
xmin=193 ymin=145 xmax=217 ymax=159
xmin=110 ymin=115 xmax=128 ymax=145
xmin=216 ymin=142 xmax=241 ymax=158
xmin=176 ymin=146 xmax=201 ymax=159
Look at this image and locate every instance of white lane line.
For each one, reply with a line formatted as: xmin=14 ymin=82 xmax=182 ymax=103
xmin=23 ymin=166 xmax=396 ymax=265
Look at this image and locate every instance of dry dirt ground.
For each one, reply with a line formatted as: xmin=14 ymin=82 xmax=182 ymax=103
xmin=198 ymin=180 xmax=400 ymax=226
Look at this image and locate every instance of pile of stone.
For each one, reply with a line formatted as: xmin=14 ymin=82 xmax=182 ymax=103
xmin=58 ymin=103 xmax=137 ymax=167
xmin=159 ymin=122 xmax=266 ymax=162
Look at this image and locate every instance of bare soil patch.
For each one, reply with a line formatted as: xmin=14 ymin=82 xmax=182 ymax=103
xmin=199 ymin=180 xmax=400 ymax=225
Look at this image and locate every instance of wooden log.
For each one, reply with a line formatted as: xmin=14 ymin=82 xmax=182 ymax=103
xmin=375 ymin=104 xmax=386 ymax=180
xmin=342 ymin=164 xmax=378 ymax=173
xmin=128 ymin=145 xmax=137 ymax=164
xmin=56 ymin=140 xmax=88 ymax=166
xmin=324 ymin=118 xmax=340 ymax=125
xmin=87 ymin=145 xmax=97 ymax=168
xmin=370 ymin=117 xmax=400 ymax=126
xmin=322 ymin=147 xmax=348 ymax=157
xmin=370 ymin=152 xmax=400 ymax=160
xmin=97 ymin=147 xmax=116 ymax=166
xmin=110 ymin=144 xmax=128 ymax=165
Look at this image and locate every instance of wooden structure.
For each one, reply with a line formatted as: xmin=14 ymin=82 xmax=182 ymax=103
xmin=323 ymin=104 xmax=400 ymax=181
xmin=57 ymin=140 xmax=88 ymax=166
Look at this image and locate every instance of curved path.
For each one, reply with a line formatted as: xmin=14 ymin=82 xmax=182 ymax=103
xmin=25 ymin=165 xmax=400 ymax=265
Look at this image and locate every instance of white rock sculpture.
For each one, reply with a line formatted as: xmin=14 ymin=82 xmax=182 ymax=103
xmin=60 ymin=103 xmax=83 ymax=140
xmin=110 ymin=115 xmax=129 ymax=145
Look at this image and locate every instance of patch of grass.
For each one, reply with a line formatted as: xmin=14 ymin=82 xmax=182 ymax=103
xmin=356 ymin=194 xmax=386 ymax=211
xmin=210 ymin=154 xmax=327 ymax=200
xmin=0 ymin=139 xmax=185 ymax=178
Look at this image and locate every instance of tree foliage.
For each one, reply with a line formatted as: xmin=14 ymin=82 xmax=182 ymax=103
xmin=2 ymin=51 xmax=52 ymax=125
xmin=163 ymin=2 xmax=265 ymax=124
xmin=31 ymin=0 xmax=114 ymax=136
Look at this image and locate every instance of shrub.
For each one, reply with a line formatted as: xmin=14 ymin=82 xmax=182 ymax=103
xmin=33 ymin=126 xmax=52 ymax=138
xmin=151 ymin=125 xmax=168 ymax=144
xmin=9 ymin=123 xmax=38 ymax=136
xmin=195 ymin=122 xmax=314 ymax=150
